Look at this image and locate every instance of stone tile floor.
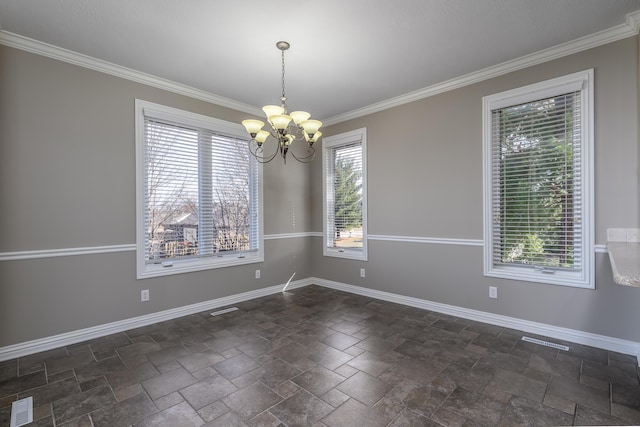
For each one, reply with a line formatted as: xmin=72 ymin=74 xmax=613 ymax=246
xmin=1 ymin=285 xmax=640 ymax=426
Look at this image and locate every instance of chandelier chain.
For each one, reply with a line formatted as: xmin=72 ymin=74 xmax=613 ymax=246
xmin=281 ymin=48 xmax=286 ymax=105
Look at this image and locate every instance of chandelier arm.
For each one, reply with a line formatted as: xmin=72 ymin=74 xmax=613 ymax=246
xmin=288 ymin=146 xmax=316 ymax=163
xmin=248 ymin=140 xmax=280 ymax=164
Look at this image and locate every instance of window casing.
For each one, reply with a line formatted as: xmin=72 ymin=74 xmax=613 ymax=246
xmin=323 ymin=128 xmax=367 ymax=260
xmin=135 ymin=100 xmax=263 ymax=279
xmin=483 ymin=70 xmax=594 ymax=288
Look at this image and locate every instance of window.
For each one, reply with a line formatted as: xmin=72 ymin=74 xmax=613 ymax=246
xmin=483 ymin=70 xmax=593 ymax=288
xmin=323 ymin=128 xmax=367 ymax=260
xmin=135 ymin=100 xmax=262 ymax=279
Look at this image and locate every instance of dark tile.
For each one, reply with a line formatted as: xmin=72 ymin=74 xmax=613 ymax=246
xmin=439 ymin=387 xmax=505 ymax=426
xmin=388 ymin=408 xmax=439 ymax=426
xmin=137 ymin=401 xmax=205 ymax=426
xmin=308 ymin=346 xmax=354 ymax=370
xmin=146 ymin=345 xmax=191 ymax=366
xmin=116 ymin=340 xmax=162 ymax=367
xmin=547 ymin=375 xmax=610 ymax=414
xmin=180 ymin=374 xmax=238 ymax=410
xmin=438 ymin=361 xmax=493 ymax=394
xmin=213 ymin=354 xmax=261 ymax=380
xmin=431 ymin=319 xmax=466 ymax=334
xmin=141 ymin=366 xmax=197 ymax=400
xmin=0 ymin=369 xmax=47 ymax=395
xmin=88 ymin=333 xmax=132 ymax=359
xmin=178 ymin=350 xmax=226 ymax=373
xmin=257 ymin=359 xmax=303 ymax=389
xmin=204 ymin=411 xmax=247 ymax=426
xmin=269 ymin=342 xmax=314 ymax=364
xmin=269 ymin=388 xmax=334 ymax=425
xmin=355 ymin=336 xmax=398 ymax=355
xmin=527 ymin=353 xmax=580 ymax=380
xmin=292 ymin=366 xmax=345 ymax=396
xmin=389 ymin=358 xmax=447 ymax=385
xmin=57 ymin=414 xmax=91 ymax=426
xmin=74 ymin=356 xmax=127 ymax=383
xmin=331 ymin=320 xmax=365 ymax=335
xmin=498 ymin=396 xmax=573 ymax=427
xmin=385 ymin=379 xmax=445 ymax=416
xmin=337 ymin=371 xmax=391 ymax=406
xmin=205 ymin=335 xmax=247 ymax=353
xmin=237 ymin=336 xmax=274 ymax=358
xmin=223 ymin=382 xmax=282 ymax=420
xmin=105 ymin=361 xmax=159 ymax=391
xmin=322 ymin=332 xmax=361 ymax=351
xmin=574 ymin=404 xmax=629 ymax=426
xmin=488 ymin=369 xmax=547 ymax=402
xmin=90 ymin=392 xmax=157 ymax=427
xmin=322 ymin=398 xmax=397 ymax=427
xmin=17 ymin=376 xmax=79 ymax=406
xmin=347 ymin=351 xmax=390 ymax=377
xmin=0 ymin=360 xmax=17 ymax=382
xmin=18 ymin=348 xmax=68 ymax=376
xmin=52 ymin=385 xmax=116 ymax=425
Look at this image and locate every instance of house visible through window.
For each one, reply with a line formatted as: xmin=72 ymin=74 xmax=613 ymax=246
xmin=483 ymin=70 xmax=593 ymax=288
xmin=135 ymin=100 xmax=262 ymax=279
xmin=323 ymin=128 xmax=367 ymax=260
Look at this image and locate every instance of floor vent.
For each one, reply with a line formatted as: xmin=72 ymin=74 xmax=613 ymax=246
xmin=10 ymin=397 xmax=33 ymax=427
xmin=211 ymin=307 xmax=238 ymax=317
xmin=521 ymin=336 xmax=569 ymax=351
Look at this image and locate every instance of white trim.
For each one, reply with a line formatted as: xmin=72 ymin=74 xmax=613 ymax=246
xmin=323 ymin=11 xmax=640 ymax=126
xmin=0 ymin=278 xmax=313 ymax=362
xmin=0 ymin=244 xmax=136 ymax=261
xmin=264 ymin=232 xmax=314 ymax=240
xmin=0 ymin=31 xmax=262 ymax=117
xmin=0 ymin=239 xmax=608 ymax=261
xmin=369 ymin=235 xmax=483 ymax=246
xmin=313 ymin=278 xmax=640 ymax=363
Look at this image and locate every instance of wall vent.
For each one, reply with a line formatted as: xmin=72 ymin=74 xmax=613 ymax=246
xmin=10 ymin=396 xmax=33 ymax=427
xmin=522 ymin=336 xmax=569 ymax=351
xmin=210 ymin=307 xmax=238 ymax=317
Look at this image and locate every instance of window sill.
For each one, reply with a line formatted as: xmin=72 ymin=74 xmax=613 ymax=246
xmin=138 ymin=253 xmax=263 ymax=279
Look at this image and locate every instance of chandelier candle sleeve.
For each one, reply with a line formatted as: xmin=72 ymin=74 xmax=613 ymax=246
xmin=241 ymin=41 xmax=322 ymax=164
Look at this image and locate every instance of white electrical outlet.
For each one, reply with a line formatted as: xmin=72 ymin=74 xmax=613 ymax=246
xmin=360 ymin=268 xmax=366 ymax=278
xmin=141 ymin=289 xmax=149 ymax=302
xmin=489 ymin=286 xmax=497 ymax=299
xmin=255 ymin=269 xmax=261 ymax=279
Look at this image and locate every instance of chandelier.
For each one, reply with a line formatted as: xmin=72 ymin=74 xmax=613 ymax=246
xmin=241 ymin=41 xmax=322 ymax=164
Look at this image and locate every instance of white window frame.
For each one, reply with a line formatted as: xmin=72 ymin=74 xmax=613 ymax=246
xmin=482 ymin=70 xmax=594 ymax=288
xmin=135 ymin=100 xmax=263 ymax=279
xmin=323 ymin=128 xmax=368 ymax=260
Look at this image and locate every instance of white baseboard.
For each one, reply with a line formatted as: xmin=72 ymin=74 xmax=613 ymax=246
xmin=0 ymin=278 xmax=313 ymax=362
xmin=312 ymin=277 xmax=640 ymax=365
xmin=2 ymin=276 xmax=638 ymax=366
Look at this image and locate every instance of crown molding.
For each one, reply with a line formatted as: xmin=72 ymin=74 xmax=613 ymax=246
xmin=0 ymin=30 xmax=263 ymax=117
xmin=323 ymin=10 xmax=640 ymax=126
xmin=1 ymin=10 xmax=639 ymax=126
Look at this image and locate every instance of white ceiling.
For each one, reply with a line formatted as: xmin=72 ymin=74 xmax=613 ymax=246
xmin=1 ymin=0 xmax=640 ymax=123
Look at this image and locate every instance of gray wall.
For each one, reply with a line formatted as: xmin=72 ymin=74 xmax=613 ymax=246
xmin=1 ymin=34 xmax=639 ymax=349
xmin=311 ymin=36 xmax=640 ymax=342
xmin=0 ymin=45 xmax=311 ymax=347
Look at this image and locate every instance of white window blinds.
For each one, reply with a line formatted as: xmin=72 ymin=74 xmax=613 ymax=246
xmin=143 ymin=117 xmax=259 ymax=265
xmin=490 ymin=92 xmax=582 ymax=271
